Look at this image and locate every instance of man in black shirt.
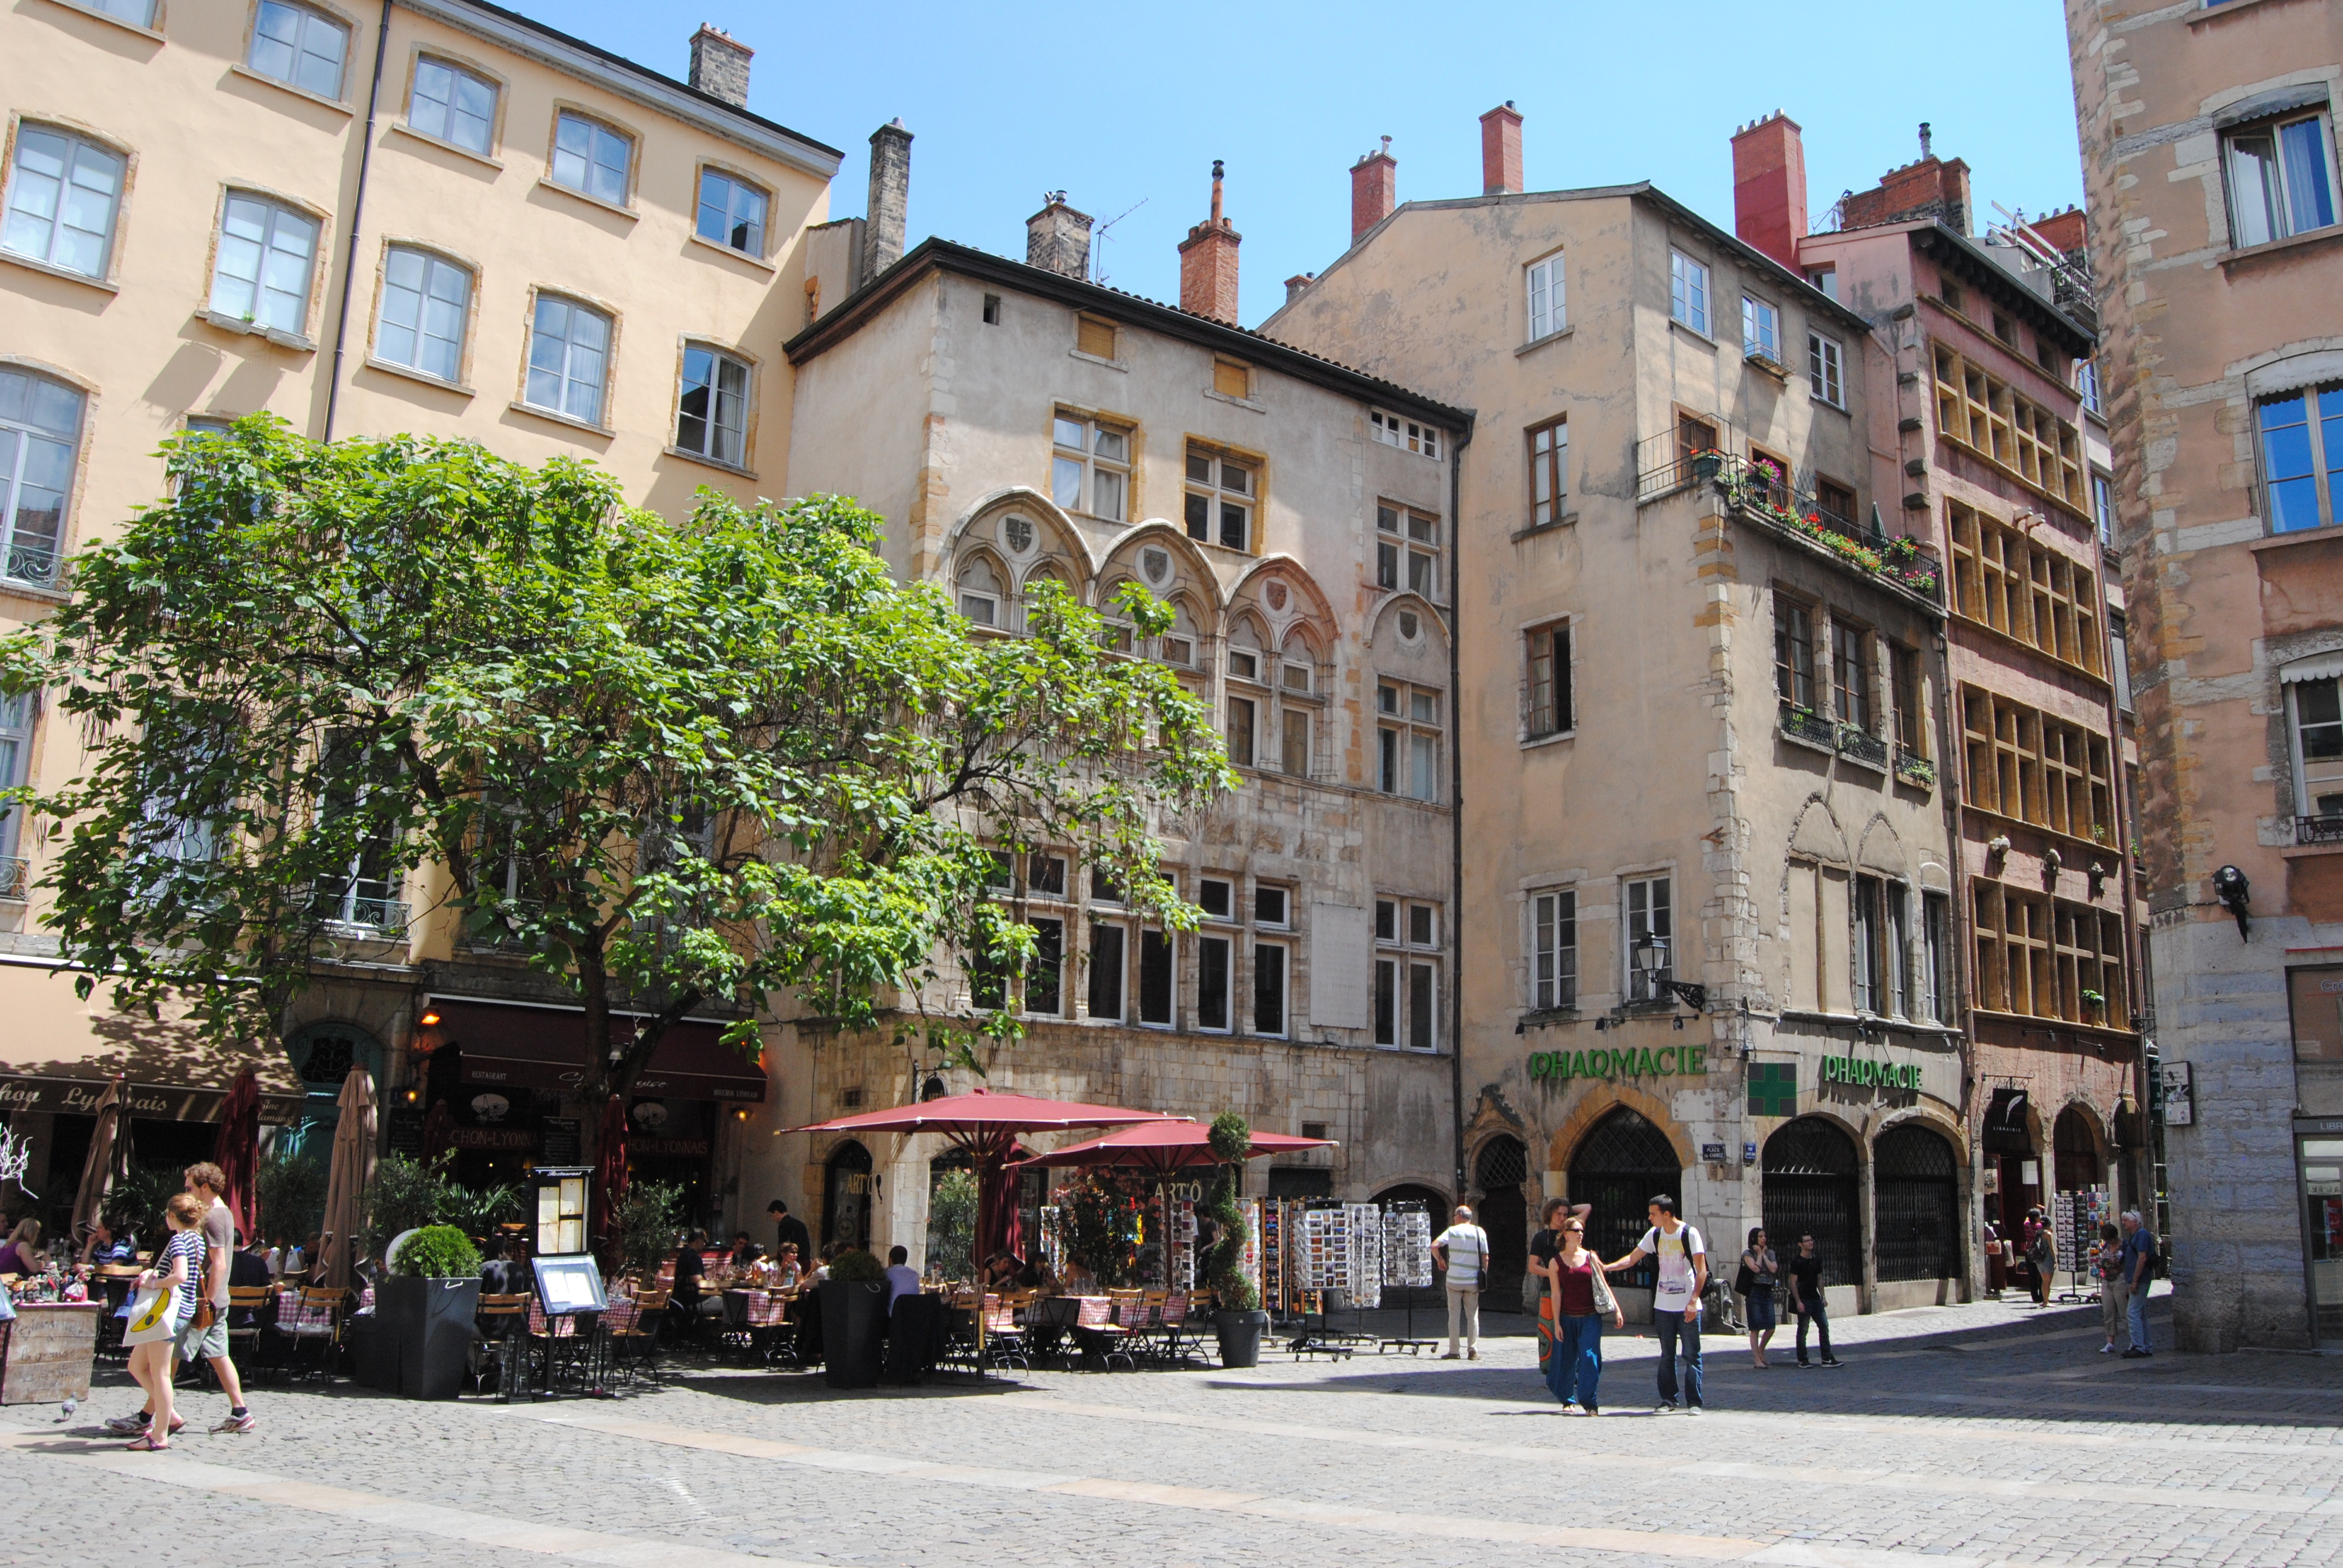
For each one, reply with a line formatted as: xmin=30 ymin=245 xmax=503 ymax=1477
xmin=768 ymin=1200 xmax=812 ymax=1269
xmin=1788 ymin=1232 xmax=1840 ymax=1367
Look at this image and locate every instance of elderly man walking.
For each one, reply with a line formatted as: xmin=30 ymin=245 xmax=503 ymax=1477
xmin=2118 ymin=1210 xmax=2159 ymax=1358
xmin=1434 ymin=1205 xmax=1491 ymax=1361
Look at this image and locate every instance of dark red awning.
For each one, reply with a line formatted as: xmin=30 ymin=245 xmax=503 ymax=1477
xmin=430 ymin=998 xmax=765 ymax=1103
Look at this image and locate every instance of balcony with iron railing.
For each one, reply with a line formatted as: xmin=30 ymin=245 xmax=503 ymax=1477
xmin=1635 ymin=435 xmax=1944 ymax=608
xmin=311 ymin=877 xmax=408 ymax=938
xmin=2299 ymin=815 xmax=2343 ymax=848
xmin=1777 ymin=703 xmax=1901 ymax=774
xmin=0 ymin=855 xmax=27 ymax=901
xmin=5 ymin=539 xmax=60 ymax=590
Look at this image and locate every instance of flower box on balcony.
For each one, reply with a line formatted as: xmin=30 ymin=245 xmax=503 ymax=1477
xmin=1837 ymin=725 xmax=1890 ymax=770
xmin=1778 ymin=705 xmax=1837 ymax=751
xmin=1895 ymin=750 xmax=1937 ymax=789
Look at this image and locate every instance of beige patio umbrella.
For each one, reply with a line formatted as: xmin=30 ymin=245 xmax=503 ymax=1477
xmin=317 ymin=1065 xmax=377 ymax=1291
xmin=69 ymin=1077 xmax=126 ymax=1246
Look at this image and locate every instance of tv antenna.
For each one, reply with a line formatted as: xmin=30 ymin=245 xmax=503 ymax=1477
xmin=1090 ymin=197 xmax=1149 ymax=287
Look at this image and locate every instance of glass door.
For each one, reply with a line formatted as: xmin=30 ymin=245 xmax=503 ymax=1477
xmin=2301 ymin=1135 xmax=2343 ymax=1343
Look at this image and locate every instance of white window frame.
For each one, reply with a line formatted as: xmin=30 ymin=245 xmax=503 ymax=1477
xmin=696 ymin=166 xmax=769 ymax=258
xmin=374 ymin=246 xmax=471 ymax=384
xmin=1531 ymin=887 xmax=1577 ymax=1010
xmin=1373 ymin=895 xmax=1442 ymax=1050
xmin=2092 ymin=471 xmax=2115 ymax=543
xmin=1526 ymin=250 xmax=1565 ymax=342
xmin=2 ymin=126 xmax=125 ymax=279
xmin=1184 ymin=445 xmax=1256 ymax=552
xmin=1051 ymin=410 xmax=1130 ymax=522
xmin=1742 ymin=295 xmax=1781 ymax=364
xmin=1670 ymin=249 xmax=1711 ymax=335
xmin=1374 ymin=502 xmax=1440 ymax=596
xmin=676 ymin=343 xmax=750 ymax=467
xmin=1624 ymin=874 xmax=1672 ymax=1004
xmin=1371 ymin=409 xmax=1441 ymax=459
xmin=408 ymin=57 xmax=497 ymax=155
xmin=1807 ymin=330 xmax=1845 ymax=408
xmin=550 ymin=110 xmax=634 ymax=208
xmin=2077 ymin=358 xmax=2102 ymax=416
xmin=1377 ymin=680 xmax=1443 ymax=802
xmin=249 ymin=0 xmax=351 ymax=100
xmin=209 ymin=194 xmax=320 ymax=337
xmin=955 ymin=554 xmax=1004 ymax=628
xmin=2290 ymin=674 xmax=2343 ymax=822
xmin=0 ymin=368 xmax=85 ymax=590
xmin=0 ymin=690 xmax=32 ymax=866
xmin=523 ymin=292 xmax=612 ymax=427
xmin=2224 ymin=110 xmax=2339 ymax=249
xmin=1252 ymin=937 xmax=1289 ymax=1038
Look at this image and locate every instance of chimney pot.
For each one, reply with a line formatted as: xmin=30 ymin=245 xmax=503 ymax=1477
xmin=860 ymin=120 xmax=913 ymax=286
xmin=1179 ymin=161 xmax=1242 ymax=322
xmin=1729 ymin=110 xmax=1807 ymax=271
xmin=687 ymin=24 xmax=752 ymax=108
xmin=1479 ymin=102 xmax=1524 ymax=197
xmin=1919 ymin=120 xmax=1933 ymax=159
xmin=1349 ymin=141 xmax=1397 ymax=242
xmin=1026 ymin=194 xmax=1094 ymax=281
xmin=1283 ymin=272 xmax=1316 ymax=306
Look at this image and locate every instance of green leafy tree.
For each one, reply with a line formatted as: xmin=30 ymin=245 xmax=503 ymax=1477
xmin=366 ymin=1153 xmax=455 ymax=1243
xmin=255 ymin=1149 xmax=327 ymax=1246
xmin=924 ymin=1167 xmax=977 ymax=1279
xmin=1061 ymin=1168 xmax=1148 ymax=1287
xmin=615 ymin=1179 xmax=684 ymax=1275
xmin=0 ymin=420 xmax=1228 ymax=1166
xmin=1202 ymin=1112 xmax=1257 ymax=1312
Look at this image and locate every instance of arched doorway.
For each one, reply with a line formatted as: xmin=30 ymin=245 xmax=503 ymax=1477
xmin=1472 ymin=1136 xmax=1529 ymax=1305
xmin=1567 ymin=1109 xmax=1680 ymax=1290
xmin=2053 ymin=1106 xmax=2103 ymax=1193
xmin=1763 ymin=1118 xmax=1861 ymax=1289
xmin=822 ymin=1140 xmax=874 ymax=1252
xmin=1874 ymin=1122 xmax=1959 ymax=1282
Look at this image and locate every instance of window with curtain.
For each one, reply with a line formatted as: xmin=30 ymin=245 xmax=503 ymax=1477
xmin=676 ymin=344 xmax=749 ymax=466
xmin=2225 ymin=113 xmax=2338 ymax=248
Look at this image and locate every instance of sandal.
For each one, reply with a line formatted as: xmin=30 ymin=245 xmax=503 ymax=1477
xmin=125 ymin=1434 xmax=170 ymax=1451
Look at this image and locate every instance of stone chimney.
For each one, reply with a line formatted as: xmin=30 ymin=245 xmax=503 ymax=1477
xmin=1480 ymin=102 xmax=1522 ymax=196
xmin=1026 ymin=192 xmax=1093 ymax=280
xmin=687 ymin=25 xmax=751 ymax=107
xmin=860 ymin=119 xmax=911 ymax=286
xmin=1731 ymin=110 xmax=1807 ymax=271
xmin=1179 ymin=160 xmax=1242 ymax=322
xmin=1351 ymin=138 xmax=1396 ymax=242
xmin=1284 ymin=272 xmax=1316 ymax=306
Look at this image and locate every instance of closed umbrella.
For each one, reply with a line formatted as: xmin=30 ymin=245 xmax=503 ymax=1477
xmin=591 ymin=1095 xmax=627 ymax=1270
xmin=212 ymin=1067 xmax=261 ymax=1245
xmin=70 ymin=1077 xmax=125 ymax=1247
xmin=318 ymin=1065 xmax=377 ymax=1291
xmin=418 ymin=1097 xmax=456 ymax=1170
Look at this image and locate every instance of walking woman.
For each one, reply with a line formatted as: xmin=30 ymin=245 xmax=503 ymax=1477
xmin=1739 ymin=1227 xmax=1781 ymax=1368
xmin=122 ymin=1192 xmax=206 ymax=1450
xmin=2095 ymin=1221 xmax=2128 ymax=1353
xmin=1542 ymin=1215 xmax=1622 ymax=1415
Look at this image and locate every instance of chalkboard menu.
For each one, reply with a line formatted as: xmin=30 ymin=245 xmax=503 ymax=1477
xmin=540 ymin=1117 xmax=582 ymax=1163
xmin=385 ymin=1106 xmax=424 ymax=1158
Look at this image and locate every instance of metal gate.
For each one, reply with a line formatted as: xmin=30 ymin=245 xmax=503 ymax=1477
xmin=1567 ymin=1109 xmax=1680 ymax=1290
xmin=1473 ymin=1135 xmax=1529 ymax=1302
xmin=1762 ymin=1117 xmax=1860 ymax=1288
xmin=1873 ymin=1122 xmax=1959 ymax=1282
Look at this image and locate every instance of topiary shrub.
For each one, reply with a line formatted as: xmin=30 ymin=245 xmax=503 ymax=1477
xmin=1203 ymin=1111 xmax=1257 ymax=1313
xmin=828 ymin=1247 xmax=886 ymax=1284
xmin=389 ymin=1224 xmax=481 ymax=1278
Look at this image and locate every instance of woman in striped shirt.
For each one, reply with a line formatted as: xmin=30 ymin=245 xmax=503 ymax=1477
xmin=122 ymin=1192 xmax=207 ymax=1450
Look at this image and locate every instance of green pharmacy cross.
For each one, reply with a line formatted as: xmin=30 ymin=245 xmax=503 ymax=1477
xmin=1747 ymin=1061 xmax=1798 ymax=1117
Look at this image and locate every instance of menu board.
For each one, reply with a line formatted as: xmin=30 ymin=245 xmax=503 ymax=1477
xmin=532 ymin=1254 xmax=607 ymax=1315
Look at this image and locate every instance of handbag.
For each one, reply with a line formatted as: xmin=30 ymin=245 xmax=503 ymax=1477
xmin=1733 ymin=1261 xmax=1757 ymax=1295
xmin=123 ymin=1283 xmax=181 ymax=1347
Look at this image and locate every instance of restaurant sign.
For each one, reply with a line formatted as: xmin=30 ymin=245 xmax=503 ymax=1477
xmin=451 ymin=1126 xmax=537 ymax=1152
xmin=0 ymin=1075 xmax=306 ymax=1123
xmin=1529 ymin=1045 xmax=1708 ymax=1082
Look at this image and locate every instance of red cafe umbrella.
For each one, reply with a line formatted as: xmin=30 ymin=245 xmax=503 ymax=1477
xmin=211 ymin=1068 xmax=262 ymax=1245
xmin=1008 ymin=1121 xmax=1334 ymax=1174
xmin=592 ymin=1095 xmax=628 ymax=1270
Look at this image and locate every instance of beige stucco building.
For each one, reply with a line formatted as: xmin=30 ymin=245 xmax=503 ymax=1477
xmin=752 ymin=179 xmax=1470 ymax=1265
xmin=1267 ymin=113 xmax=1967 ymax=1315
xmin=2071 ymin=0 xmax=2343 ymax=1348
xmin=0 ymin=0 xmax=838 ymax=1216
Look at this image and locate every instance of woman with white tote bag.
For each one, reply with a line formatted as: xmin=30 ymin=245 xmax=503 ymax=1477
xmin=119 ymin=1192 xmax=208 ymax=1451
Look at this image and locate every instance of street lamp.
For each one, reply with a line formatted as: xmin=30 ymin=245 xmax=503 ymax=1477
xmin=1631 ymin=935 xmax=1707 ymax=1013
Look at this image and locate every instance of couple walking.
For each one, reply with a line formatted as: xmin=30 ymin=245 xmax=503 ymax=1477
xmin=1527 ymin=1193 xmax=1708 ymax=1415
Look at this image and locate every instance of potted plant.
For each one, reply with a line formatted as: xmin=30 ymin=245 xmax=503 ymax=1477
xmin=1689 ymin=448 xmax=1724 ymax=483
xmin=379 ymin=1224 xmax=482 ymax=1400
xmin=820 ymin=1247 xmax=890 ymax=1389
xmin=1202 ymin=1112 xmax=1270 ymax=1369
xmin=2080 ymin=988 xmax=2106 ymax=1021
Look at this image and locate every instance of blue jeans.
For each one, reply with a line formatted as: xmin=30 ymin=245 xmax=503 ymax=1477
xmin=2126 ymin=1279 xmax=2150 ymax=1351
xmin=1654 ymin=1307 xmax=1703 ymax=1407
xmin=1546 ymin=1313 xmax=1604 ymax=1408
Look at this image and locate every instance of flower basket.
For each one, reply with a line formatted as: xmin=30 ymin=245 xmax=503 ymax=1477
xmin=1690 ymin=451 xmax=1724 ymax=483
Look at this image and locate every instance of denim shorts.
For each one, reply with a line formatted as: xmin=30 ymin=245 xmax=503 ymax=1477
xmin=1744 ymin=1288 xmax=1778 ymax=1331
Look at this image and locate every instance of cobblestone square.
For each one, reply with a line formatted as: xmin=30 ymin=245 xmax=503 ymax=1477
xmin=4 ymin=1289 xmax=2338 ymax=1568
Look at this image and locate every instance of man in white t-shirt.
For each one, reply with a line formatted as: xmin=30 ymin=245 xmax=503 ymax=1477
xmin=1604 ymin=1194 xmax=1707 ymax=1413
xmin=1433 ymin=1205 xmax=1491 ymax=1360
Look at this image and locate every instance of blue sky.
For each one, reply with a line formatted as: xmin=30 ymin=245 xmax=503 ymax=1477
xmin=514 ymin=0 xmax=2085 ymax=327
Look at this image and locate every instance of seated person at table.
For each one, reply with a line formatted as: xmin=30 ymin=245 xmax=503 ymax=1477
xmin=883 ymin=1246 xmax=922 ymax=1311
xmin=670 ymin=1234 xmax=707 ymax=1300
xmin=0 ymin=1218 xmax=48 ymax=1275
xmin=80 ymin=1220 xmax=136 ymax=1266
xmin=228 ymin=1231 xmax=275 ymax=1328
xmin=772 ymin=1244 xmax=802 ymax=1289
xmin=477 ymin=1236 xmax=529 ymax=1296
xmin=729 ymin=1232 xmax=759 ymax=1268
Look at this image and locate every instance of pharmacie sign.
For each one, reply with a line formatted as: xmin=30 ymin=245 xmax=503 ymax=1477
xmin=1529 ymin=1044 xmax=1708 ymax=1082
xmin=1820 ymin=1052 xmax=1923 ymax=1091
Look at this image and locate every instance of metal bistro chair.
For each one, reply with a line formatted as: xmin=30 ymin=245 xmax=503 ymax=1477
xmin=273 ymin=1287 xmax=347 ymax=1383
xmin=1155 ymin=1289 xmax=1202 ymax=1365
xmin=978 ymin=1293 xmax=1029 ymax=1374
xmin=608 ymin=1287 xmax=669 ymax=1384
xmin=224 ymin=1285 xmax=274 ymax=1379
xmin=525 ymin=1295 xmax=600 ymax=1397
xmin=1069 ymin=1295 xmax=1135 ymax=1371
xmin=473 ymin=1292 xmax=531 ymax=1399
xmin=742 ymin=1289 xmax=795 ymax=1367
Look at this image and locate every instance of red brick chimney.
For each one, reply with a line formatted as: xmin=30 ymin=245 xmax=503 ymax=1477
xmin=1179 ymin=160 xmax=1242 ymax=322
xmin=1731 ymin=110 xmax=1807 ymax=272
xmin=1837 ymin=125 xmax=1973 ymax=234
xmin=2028 ymin=206 xmax=2087 ymax=255
xmin=1351 ymin=138 xmax=1396 ymax=242
xmin=1480 ymin=102 xmax=1522 ymax=195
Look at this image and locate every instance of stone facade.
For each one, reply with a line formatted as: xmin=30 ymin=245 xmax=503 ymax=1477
xmin=2068 ymin=0 xmax=2343 ymax=1348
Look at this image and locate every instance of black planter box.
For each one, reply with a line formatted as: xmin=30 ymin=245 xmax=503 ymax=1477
xmin=344 ymin=1314 xmax=391 ymax=1388
xmin=820 ymin=1280 xmax=888 ymax=1389
xmin=376 ymin=1276 xmax=482 ymax=1400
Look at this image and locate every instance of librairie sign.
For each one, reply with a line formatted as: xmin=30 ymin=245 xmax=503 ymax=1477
xmin=1529 ymin=1045 xmax=1708 ymax=1082
xmin=1819 ymin=1053 xmax=1924 ymax=1091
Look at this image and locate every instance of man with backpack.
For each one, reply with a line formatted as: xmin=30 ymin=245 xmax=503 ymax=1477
xmin=2118 ymin=1209 xmax=2158 ymax=1357
xmin=1604 ymin=1194 xmax=1707 ymax=1414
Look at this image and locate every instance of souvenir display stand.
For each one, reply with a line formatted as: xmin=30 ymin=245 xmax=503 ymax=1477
xmin=2054 ymin=1187 xmax=2108 ymax=1304
xmin=1377 ymin=1203 xmax=1437 ymax=1353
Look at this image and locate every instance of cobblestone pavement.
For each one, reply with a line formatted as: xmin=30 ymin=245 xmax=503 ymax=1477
xmin=5 ymin=1286 xmax=2340 ymax=1568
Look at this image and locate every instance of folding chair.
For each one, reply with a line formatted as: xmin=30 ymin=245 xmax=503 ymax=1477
xmin=1156 ymin=1289 xmax=1202 ymax=1365
xmin=979 ymin=1293 xmax=1030 ymax=1374
xmin=272 ymin=1287 xmax=346 ymax=1382
xmin=472 ymin=1293 xmax=531 ymax=1398
xmin=224 ymin=1285 xmax=273 ymax=1378
xmin=1070 ymin=1295 xmax=1135 ymax=1371
xmin=608 ymin=1288 xmax=669 ymax=1383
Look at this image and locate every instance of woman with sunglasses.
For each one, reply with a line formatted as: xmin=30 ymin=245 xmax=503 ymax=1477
xmin=1541 ymin=1215 xmax=1623 ymax=1414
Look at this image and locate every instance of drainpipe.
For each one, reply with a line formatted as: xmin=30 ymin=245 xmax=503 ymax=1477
xmin=323 ymin=0 xmax=393 ymax=442
xmin=1445 ymin=419 xmax=1474 ymax=1203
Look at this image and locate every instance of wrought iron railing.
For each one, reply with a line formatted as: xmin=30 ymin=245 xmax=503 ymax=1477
xmin=1894 ymin=747 xmax=1938 ymax=787
xmin=1717 ymin=456 xmax=1943 ymax=604
xmin=0 ymin=856 xmax=27 ymax=901
xmin=2299 ymin=815 xmax=2343 ymax=847
xmin=1634 ymin=429 xmax=1729 ymax=501
xmin=312 ymin=877 xmax=408 ymax=936
xmin=1838 ymin=725 xmax=1890 ymax=769
xmin=1778 ymin=704 xmax=1837 ymax=749
xmin=5 ymin=541 xmax=60 ymax=589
